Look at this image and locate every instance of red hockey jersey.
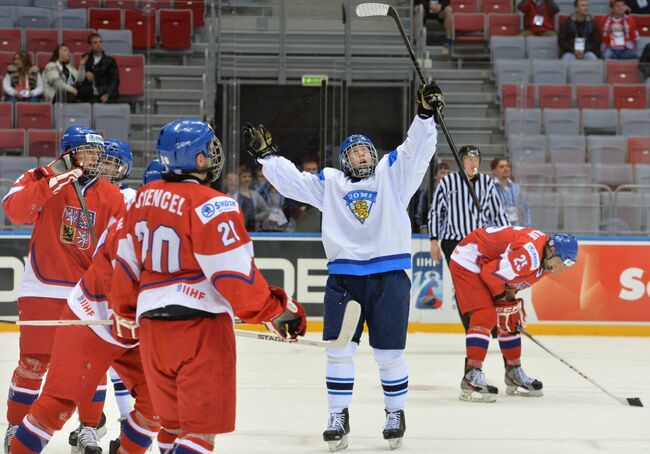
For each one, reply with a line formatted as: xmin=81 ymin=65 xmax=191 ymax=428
xmin=111 ymin=179 xmax=285 ymax=324
xmin=451 ymin=226 xmax=549 ymax=297
xmin=2 ymin=169 xmax=125 ymax=300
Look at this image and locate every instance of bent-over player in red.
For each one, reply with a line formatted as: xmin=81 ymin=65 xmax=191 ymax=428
xmin=110 ymin=119 xmax=307 ymax=454
xmin=449 ymin=226 xmax=578 ymax=402
xmin=2 ymin=126 xmax=124 ymax=450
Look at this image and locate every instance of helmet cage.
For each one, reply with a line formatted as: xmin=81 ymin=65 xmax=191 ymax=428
xmin=102 ymin=152 xmax=129 ymax=183
xmin=70 ymin=143 xmax=105 ymax=178
xmin=206 ymin=136 xmax=225 ymax=182
xmin=341 ymin=141 xmax=378 ymax=178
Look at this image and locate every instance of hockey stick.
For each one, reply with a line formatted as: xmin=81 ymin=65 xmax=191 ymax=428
xmin=518 ymin=327 xmax=643 ymax=407
xmin=0 ymin=300 xmax=362 ymax=349
xmin=62 ymin=154 xmax=98 ymax=246
xmin=355 ymin=3 xmax=482 ymax=213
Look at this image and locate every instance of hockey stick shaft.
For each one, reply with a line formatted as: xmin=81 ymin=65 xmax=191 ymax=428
xmin=519 ymin=328 xmax=643 ymax=407
xmin=356 ymin=3 xmax=482 ymax=212
xmin=0 ymin=300 xmax=363 ymax=349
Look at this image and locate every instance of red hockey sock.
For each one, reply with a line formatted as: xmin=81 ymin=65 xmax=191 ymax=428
xmin=7 ymin=355 xmax=49 ymax=426
xmin=77 ymin=378 xmax=107 ymax=427
xmin=157 ymin=428 xmax=177 ymax=453
xmin=498 ymin=333 xmax=522 ymax=366
xmin=120 ymin=411 xmax=160 ymax=454
xmin=465 ymin=307 xmax=497 ymax=369
xmin=9 ymin=412 xmax=60 ymax=454
xmin=174 ymin=434 xmax=215 ymax=454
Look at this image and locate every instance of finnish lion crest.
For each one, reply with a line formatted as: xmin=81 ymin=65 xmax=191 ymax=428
xmin=343 ymin=190 xmax=377 ymax=224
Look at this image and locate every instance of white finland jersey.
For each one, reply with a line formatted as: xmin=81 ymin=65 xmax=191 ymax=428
xmin=261 ymin=115 xmax=437 ymax=276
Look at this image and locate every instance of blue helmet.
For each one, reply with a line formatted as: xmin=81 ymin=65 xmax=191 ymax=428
xmin=339 ymin=134 xmax=378 ymax=178
xmin=548 ymin=233 xmax=578 ymax=266
xmin=103 ymin=139 xmax=133 ymax=182
xmin=156 ymin=118 xmax=224 ymax=182
xmin=143 ymin=159 xmax=165 ymax=185
xmin=60 ymin=126 xmax=105 ymax=177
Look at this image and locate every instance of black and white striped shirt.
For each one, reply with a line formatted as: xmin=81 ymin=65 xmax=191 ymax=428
xmin=427 ymin=172 xmax=510 ymax=240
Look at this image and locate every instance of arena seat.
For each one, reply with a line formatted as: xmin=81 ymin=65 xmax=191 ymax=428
xmin=16 ymin=103 xmax=52 ymax=130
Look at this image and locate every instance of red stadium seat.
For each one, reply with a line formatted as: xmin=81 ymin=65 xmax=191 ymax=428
xmin=0 ymin=103 xmax=12 ymax=129
xmin=613 ymin=84 xmax=648 ymax=109
xmin=488 ymin=13 xmax=520 ymax=36
xmin=68 ymin=0 xmax=101 ymax=7
xmin=62 ymin=29 xmax=95 ymax=54
xmin=89 ymin=8 xmax=123 ymax=31
xmin=501 ymin=84 xmax=535 ymax=109
xmin=452 ymin=13 xmax=486 ymax=43
xmin=104 ymin=0 xmax=139 ymax=8
xmin=25 ymin=29 xmax=59 ymax=54
xmin=113 ymin=54 xmax=144 ymax=97
xmin=35 ymin=51 xmax=51 ymax=71
xmin=175 ymin=1 xmax=206 ymax=28
xmin=141 ymin=0 xmax=174 ymax=9
xmin=16 ymin=103 xmax=52 ymax=130
xmin=454 ymin=0 xmax=479 ymax=13
xmin=607 ymin=61 xmax=640 ymax=84
xmin=482 ymin=0 xmax=513 ymax=13
xmin=627 ymin=137 xmax=650 ymax=164
xmin=159 ymin=9 xmax=193 ymax=50
xmin=633 ymin=14 xmax=650 ymax=36
xmin=0 ymin=29 xmax=22 ymax=54
xmin=576 ymin=85 xmax=610 ymax=109
xmin=27 ymin=129 xmax=61 ymax=158
xmin=0 ymin=51 xmax=15 ymax=77
xmin=125 ymin=10 xmax=156 ymax=49
xmin=0 ymin=129 xmax=25 ymax=154
xmin=539 ymin=84 xmax=573 ymax=108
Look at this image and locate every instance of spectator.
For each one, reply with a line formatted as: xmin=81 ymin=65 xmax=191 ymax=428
xmin=43 ymin=44 xmax=86 ymax=103
xmin=252 ymin=166 xmax=270 ymax=198
xmin=284 ymin=156 xmax=322 ymax=232
xmin=77 ymin=33 xmax=119 ymax=103
xmin=558 ymin=0 xmax=601 ymax=60
xmin=223 ymin=171 xmax=255 ymax=232
xmin=237 ymin=166 xmax=270 ymax=231
xmin=2 ymin=51 xmax=43 ymax=103
xmin=491 ymin=158 xmax=531 ymax=226
xmin=413 ymin=161 xmax=450 ymax=234
xmin=414 ymin=0 xmax=453 ymax=47
xmin=601 ymin=0 xmax=640 ymax=59
xmin=223 ymin=171 xmax=239 ymax=197
xmin=518 ymin=0 xmax=560 ymax=36
xmin=260 ymin=184 xmax=291 ymax=232
xmin=625 ymin=0 xmax=650 ymax=14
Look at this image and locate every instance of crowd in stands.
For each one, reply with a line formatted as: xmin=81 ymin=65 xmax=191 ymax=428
xmin=2 ymin=32 xmax=119 ymax=104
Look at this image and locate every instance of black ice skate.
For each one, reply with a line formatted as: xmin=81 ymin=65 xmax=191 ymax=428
xmin=323 ymin=408 xmax=350 ymax=452
xmin=459 ymin=367 xmax=498 ymax=403
xmin=382 ymin=409 xmax=406 ymax=450
xmin=505 ymin=364 xmax=544 ymax=397
xmin=4 ymin=423 xmax=17 ymax=454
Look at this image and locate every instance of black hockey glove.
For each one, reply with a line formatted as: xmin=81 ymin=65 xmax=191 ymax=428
xmin=417 ymin=83 xmax=445 ymax=123
xmin=242 ymin=123 xmax=279 ymax=160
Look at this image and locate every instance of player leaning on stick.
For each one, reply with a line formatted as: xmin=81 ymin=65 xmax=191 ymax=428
xmin=243 ymin=83 xmax=444 ymax=451
xmin=110 ymin=119 xmax=307 ymax=454
xmin=450 ymin=226 xmax=578 ymax=402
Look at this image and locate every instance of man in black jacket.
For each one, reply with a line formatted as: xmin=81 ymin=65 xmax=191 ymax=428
xmin=77 ymin=33 xmax=120 ymax=103
xmin=558 ymin=0 xmax=601 ymax=60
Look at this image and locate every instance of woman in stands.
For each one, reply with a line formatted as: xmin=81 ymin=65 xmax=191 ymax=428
xmin=43 ymin=44 xmax=85 ymax=103
xmin=2 ymin=51 xmax=43 ymax=103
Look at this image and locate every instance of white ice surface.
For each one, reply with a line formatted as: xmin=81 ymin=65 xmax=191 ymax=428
xmin=0 ymin=332 xmax=648 ymax=453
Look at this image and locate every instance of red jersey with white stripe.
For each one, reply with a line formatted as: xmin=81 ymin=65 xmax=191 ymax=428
xmin=111 ymin=179 xmax=284 ymax=324
xmin=2 ymin=169 xmax=125 ymax=300
xmin=67 ymin=218 xmax=133 ymax=347
xmin=450 ymin=226 xmax=549 ymax=297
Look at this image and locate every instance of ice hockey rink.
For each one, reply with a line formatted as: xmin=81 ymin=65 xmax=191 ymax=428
xmin=0 ymin=332 xmax=648 ymax=454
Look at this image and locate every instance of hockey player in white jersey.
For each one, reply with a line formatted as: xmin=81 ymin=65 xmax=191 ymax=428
xmin=243 ymin=83 xmax=444 ymax=451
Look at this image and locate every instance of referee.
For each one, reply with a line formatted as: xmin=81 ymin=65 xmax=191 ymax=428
xmin=427 ymin=145 xmax=510 ymax=329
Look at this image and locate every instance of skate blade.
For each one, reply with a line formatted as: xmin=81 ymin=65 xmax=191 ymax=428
xmin=388 ymin=437 xmax=403 ymax=450
xmin=96 ymin=426 xmax=107 ymax=440
xmin=506 ymin=385 xmax=543 ymax=397
xmin=327 ymin=434 xmax=349 ymax=452
xmin=459 ymin=389 xmax=497 ymax=403
xmin=70 ymin=446 xmax=81 ymax=454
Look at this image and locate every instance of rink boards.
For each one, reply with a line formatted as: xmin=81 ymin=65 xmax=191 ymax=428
xmin=0 ymin=232 xmax=648 ymax=336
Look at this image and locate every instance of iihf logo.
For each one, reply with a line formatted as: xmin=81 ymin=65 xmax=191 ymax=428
xmin=343 ymin=190 xmax=377 ymax=224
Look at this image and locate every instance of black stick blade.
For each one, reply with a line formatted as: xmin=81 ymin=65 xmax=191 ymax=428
xmin=627 ymin=397 xmax=643 ymax=407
